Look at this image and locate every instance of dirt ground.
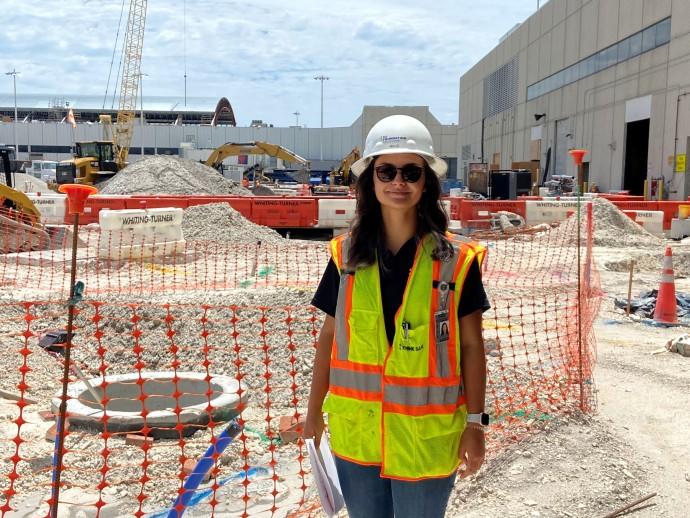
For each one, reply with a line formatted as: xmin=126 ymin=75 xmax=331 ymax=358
xmin=1 ymin=235 xmax=689 ymax=517
xmin=447 ymin=244 xmax=690 ymax=518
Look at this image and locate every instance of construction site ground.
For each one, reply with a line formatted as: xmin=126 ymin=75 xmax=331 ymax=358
xmin=1 ymin=190 xmax=689 ymax=517
xmin=447 ymin=243 xmax=690 ymax=518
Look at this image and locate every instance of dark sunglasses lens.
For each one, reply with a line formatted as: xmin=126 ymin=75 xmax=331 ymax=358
xmin=401 ymin=165 xmax=423 ymax=183
xmin=375 ymin=164 xmax=424 ymax=183
xmin=375 ymin=164 xmax=398 ymax=182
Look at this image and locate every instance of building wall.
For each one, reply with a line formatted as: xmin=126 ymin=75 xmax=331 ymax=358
xmin=458 ymin=0 xmax=690 ymax=199
xmin=0 ymin=106 xmax=459 ymax=176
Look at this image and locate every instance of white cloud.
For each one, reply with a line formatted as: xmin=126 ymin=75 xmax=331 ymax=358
xmin=0 ymin=0 xmax=537 ymax=126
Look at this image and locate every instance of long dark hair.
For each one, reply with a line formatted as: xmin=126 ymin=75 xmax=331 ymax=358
xmin=348 ymin=158 xmax=452 ymax=268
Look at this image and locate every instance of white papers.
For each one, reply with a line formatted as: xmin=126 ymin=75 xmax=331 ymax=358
xmin=305 ymin=435 xmax=345 ymax=517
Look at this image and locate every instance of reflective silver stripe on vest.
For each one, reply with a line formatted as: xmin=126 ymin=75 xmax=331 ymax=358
xmin=330 ymin=367 xmax=382 ymax=394
xmin=334 ymin=237 xmax=352 ymax=361
xmin=384 ymin=383 xmax=464 ymax=407
xmin=434 ymin=245 xmax=462 ymax=378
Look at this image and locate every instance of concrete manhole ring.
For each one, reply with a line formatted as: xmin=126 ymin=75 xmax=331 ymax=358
xmin=52 ymin=371 xmax=247 ymax=438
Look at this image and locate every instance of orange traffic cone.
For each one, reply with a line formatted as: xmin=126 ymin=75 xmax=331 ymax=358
xmin=654 ymin=246 xmax=677 ymax=324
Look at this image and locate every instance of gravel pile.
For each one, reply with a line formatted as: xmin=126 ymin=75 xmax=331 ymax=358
xmin=182 ymin=203 xmax=284 ymax=244
xmin=604 ymin=249 xmax=690 ymax=277
xmin=99 ymin=156 xmax=252 ymax=196
xmin=592 ymin=198 xmax=661 ymax=248
xmin=0 ymin=173 xmax=52 ymax=193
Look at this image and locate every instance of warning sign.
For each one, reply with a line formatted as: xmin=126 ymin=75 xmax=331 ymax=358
xmin=676 ymin=154 xmax=686 ymax=173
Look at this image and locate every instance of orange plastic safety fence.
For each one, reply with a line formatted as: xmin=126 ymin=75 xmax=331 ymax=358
xmin=0 ymin=225 xmax=331 ymax=298
xmin=0 ymin=213 xmax=600 ymax=517
xmin=0 ymin=302 xmax=321 ymax=517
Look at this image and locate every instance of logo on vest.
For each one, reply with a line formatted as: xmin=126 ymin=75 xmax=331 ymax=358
xmin=399 ymin=342 xmax=424 ymax=352
xmin=399 ymin=321 xmax=424 ymax=352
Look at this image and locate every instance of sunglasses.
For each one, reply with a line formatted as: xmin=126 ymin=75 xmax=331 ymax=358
xmin=374 ymin=163 xmax=424 ymax=183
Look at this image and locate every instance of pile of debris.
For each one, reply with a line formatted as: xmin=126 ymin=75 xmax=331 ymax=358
xmin=592 ymin=198 xmax=661 ymax=248
xmin=614 ymin=289 xmax=690 ymax=320
xmin=99 ymin=156 xmax=252 ymax=196
xmin=181 ymin=203 xmax=284 ymax=244
xmin=604 ymin=250 xmax=690 ymax=278
xmin=0 ymin=173 xmax=52 ymax=193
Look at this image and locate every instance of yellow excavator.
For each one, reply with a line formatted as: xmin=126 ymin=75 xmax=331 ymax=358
xmin=1 ymin=147 xmax=55 ymax=253
xmin=329 ymin=147 xmax=361 ymax=186
xmin=1 ymin=147 xmax=41 ymax=222
xmin=204 ymin=141 xmax=310 ymax=175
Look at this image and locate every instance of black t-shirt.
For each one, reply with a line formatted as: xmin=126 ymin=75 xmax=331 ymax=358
xmin=311 ymin=237 xmax=491 ymax=344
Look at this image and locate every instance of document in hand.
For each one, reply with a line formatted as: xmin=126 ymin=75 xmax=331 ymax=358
xmin=305 ymin=435 xmax=345 ymax=517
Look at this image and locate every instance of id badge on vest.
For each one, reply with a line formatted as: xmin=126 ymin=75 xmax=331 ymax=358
xmin=434 ymin=310 xmax=450 ymax=343
xmin=435 ymin=281 xmax=451 ymax=343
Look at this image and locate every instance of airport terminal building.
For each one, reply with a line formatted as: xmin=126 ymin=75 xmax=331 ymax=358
xmin=0 ymin=105 xmax=459 ymax=175
xmin=458 ymin=0 xmax=690 ymax=199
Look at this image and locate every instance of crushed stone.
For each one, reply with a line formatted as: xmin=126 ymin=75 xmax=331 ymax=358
xmin=592 ymin=198 xmax=661 ymax=248
xmin=603 ymin=250 xmax=690 ymax=278
xmin=99 ymin=155 xmax=252 ymax=196
xmin=0 ymin=173 xmax=52 ymax=193
xmin=181 ymin=202 xmax=284 ymax=244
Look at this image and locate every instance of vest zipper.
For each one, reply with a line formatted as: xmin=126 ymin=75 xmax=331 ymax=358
xmin=379 ymin=237 xmax=426 ymax=476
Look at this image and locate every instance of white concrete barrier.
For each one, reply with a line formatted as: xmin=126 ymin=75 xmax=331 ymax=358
xmin=622 ymin=210 xmax=664 ymax=236
xmin=316 ymin=198 xmax=356 ymax=228
xmin=98 ymin=208 xmax=185 ymax=260
xmin=670 ymin=218 xmax=690 ymax=239
xmin=25 ymin=194 xmax=68 ymax=225
xmin=525 ymin=200 xmax=591 ymax=225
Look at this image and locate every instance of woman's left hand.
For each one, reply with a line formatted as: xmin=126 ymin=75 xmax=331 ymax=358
xmin=458 ymin=426 xmax=485 ymax=478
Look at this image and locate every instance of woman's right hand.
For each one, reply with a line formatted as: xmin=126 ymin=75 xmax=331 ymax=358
xmin=302 ymin=411 xmax=325 ymax=446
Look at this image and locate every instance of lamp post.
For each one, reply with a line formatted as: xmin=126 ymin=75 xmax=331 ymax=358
xmin=314 ymin=75 xmax=329 ymax=161
xmin=5 ymin=69 xmax=19 ymax=159
xmin=138 ymin=72 xmax=148 ymax=158
xmin=293 ymin=110 xmax=300 ymax=127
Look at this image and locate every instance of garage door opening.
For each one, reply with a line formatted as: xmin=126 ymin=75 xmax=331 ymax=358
xmin=623 ymin=118 xmax=649 ymax=195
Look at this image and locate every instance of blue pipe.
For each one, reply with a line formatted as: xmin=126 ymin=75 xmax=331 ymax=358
xmin=165 ymin=419 xmax=242 ymax=518
xmin=49 ymin=415 xmax=64 ymax=511
xmin=148 ymin=465 xmax=269 ymax=517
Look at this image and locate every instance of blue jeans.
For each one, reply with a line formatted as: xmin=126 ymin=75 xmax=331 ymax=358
xmin=334 ymin=457 xmax=456 ymax=518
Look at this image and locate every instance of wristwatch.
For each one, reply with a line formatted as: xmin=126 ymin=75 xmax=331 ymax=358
xmin=467 ymin=412 xmax=490 ymax=426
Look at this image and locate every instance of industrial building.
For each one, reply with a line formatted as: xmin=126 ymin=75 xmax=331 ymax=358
xmin=0 ymin=104 xmax=459 ymax=175
xmin=458 ymin=0 xmax=690 ymax=200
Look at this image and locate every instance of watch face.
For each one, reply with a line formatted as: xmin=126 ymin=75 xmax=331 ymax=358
xmin=481 ymin=413 xmax=490 ymax=426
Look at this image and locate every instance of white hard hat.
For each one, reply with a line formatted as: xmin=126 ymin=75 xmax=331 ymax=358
xmin=350 ymin=114 xmax=448 ymax=178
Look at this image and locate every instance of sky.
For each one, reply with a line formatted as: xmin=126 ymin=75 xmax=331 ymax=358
xmin=0 ymin=0 xmax=538 ymax=128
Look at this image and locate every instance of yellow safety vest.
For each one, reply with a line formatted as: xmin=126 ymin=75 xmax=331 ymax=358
xmin=322 ymin=233 xmax=486 ymax=480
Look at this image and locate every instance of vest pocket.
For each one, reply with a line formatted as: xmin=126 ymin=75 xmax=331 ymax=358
xmin=347 ymin=309 xmax=381 ymax=365
xmin=383 ymin=409 xmax=464 ymax=478
xmin=387 ymin=324 xmax=430 ymax=378
xmin=324 ymin=395 xmax=381 ymax=463
xmin=413 ymin=410 xmax=465 ymax=476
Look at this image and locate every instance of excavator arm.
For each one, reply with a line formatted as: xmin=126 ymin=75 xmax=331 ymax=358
xmin=204 ymin=141 xmax=310 ymax=171
xmin=0 ymin=184 xmax=42 ymax=223
xmin=331 ymin=146 xmax=361 ymax=185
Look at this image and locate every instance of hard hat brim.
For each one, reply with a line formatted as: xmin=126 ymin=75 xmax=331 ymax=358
xmin=350 ymin=150 xmax=448 ymax=179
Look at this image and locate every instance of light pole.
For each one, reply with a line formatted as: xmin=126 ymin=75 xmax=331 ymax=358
xmin=314 ymin=75 xmax=329 ymax=161
xmin=5 ymin=69 xmax=19 ymax=160
xmin=293 ymin=110 xmax=300 ymax=127
xmin=138 ymin=72 xmax=148 ymax=158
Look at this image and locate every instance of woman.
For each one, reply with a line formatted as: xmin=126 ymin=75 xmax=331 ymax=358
xmin=304 ymin=115 xmax=489 ymax=518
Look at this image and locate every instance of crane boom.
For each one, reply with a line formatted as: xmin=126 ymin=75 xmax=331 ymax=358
xmin=114 ymin=0 xmax=148 ymax=167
